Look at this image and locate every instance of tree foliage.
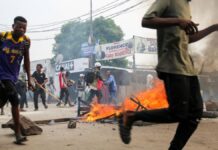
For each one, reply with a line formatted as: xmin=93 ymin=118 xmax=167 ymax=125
xmin=53 ymin=17 xmax=128 ymax=68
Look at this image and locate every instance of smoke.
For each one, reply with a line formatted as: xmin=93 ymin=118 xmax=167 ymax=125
xmin=190 ymin=0 xmax=218 ymax=73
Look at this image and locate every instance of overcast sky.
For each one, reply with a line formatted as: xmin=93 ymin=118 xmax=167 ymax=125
xmin=0 ymin=0 xmax=156 ymax=61
xmin=1 ymin=0 xmax=216 ymax=62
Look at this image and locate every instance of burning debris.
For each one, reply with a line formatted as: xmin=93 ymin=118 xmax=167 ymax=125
xmin=84 ymin=80 xmax=169 ymax=122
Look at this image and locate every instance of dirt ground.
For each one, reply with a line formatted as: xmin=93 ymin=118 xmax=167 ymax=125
xmin=0 ymin=103 xmax=218 ymax=150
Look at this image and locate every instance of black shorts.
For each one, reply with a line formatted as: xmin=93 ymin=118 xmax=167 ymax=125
xmin=0 ymin=80 xmax=19 ymax=107
xmin=158 ymin=72 xmax=203 ymax=120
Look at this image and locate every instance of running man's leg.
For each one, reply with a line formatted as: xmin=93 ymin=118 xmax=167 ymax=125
xmin=119 ymin=73 xmax=194 ymax=146
xmin=169 ymin=76 xmax=203 ymax=150
xmin=123 ymin=73 xmax=189 ymax=124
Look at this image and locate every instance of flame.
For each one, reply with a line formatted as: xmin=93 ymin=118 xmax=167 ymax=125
xmin=84 ymin=80 xmax=169 ymax=122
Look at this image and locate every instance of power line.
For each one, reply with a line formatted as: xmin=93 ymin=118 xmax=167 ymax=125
xmin=28 ymin=0 xmax=126 ymax=29
xmin=106 ymin=0 xmax=150 ymax=19
xmin=27 ymin=0 xmax=134 ymax=33
xmin=27 ymin=0 xmax=150 ymax=40
xmin=0 ymin=0 xmax=126 ymax=31
xmin=31 ymin=37 xmax=55 ymax=41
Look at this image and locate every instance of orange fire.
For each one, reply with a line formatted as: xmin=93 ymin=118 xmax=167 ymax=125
xmin=84 ymin=80 xmax=169 ymax=122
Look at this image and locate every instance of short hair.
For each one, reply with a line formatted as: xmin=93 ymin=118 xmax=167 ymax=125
xmin=60 ymin=67 xmax=64 ymax=71
xmin=14 ymin=16 xmax=27 ymax=24
xmin=37 ymin=64 xmax=43 ymax=68
xmin=66 ymin=71 xmax=70 ymax=77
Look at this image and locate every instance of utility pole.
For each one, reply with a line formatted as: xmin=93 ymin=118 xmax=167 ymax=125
xmin=90 ymin=0 xmax=93 ymax=42
xmin=89 ymin=0 xmax=95 ymax=68
xmin=133 ymin=36 xmax=136 ymax=72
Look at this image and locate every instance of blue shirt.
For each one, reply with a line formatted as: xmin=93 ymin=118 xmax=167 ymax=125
xmin=105 ymin=75 xmax=117 ymax=92
xmin=0 ymin=32 xmax=29 ymax=83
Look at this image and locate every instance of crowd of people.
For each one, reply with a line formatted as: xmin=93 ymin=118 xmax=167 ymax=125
xmin=1 ymin=0 xmax=218 ymax=147
xmin=1 ymin=61 xmax=119 ymax=115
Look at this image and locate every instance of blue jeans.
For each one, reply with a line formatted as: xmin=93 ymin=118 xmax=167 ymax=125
xmin=109 ymin=91 xmax=117 ymax=104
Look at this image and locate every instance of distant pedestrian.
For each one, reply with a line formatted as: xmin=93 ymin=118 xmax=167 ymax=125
xmin=47 ymin=77 xmax=56 ymax=103
xmin=57 ymin=67 xmax=74 ymax=107
xmin=145 ymin=74 xmax=154 ymax=90
xmin=77 ymin=73 xmax=86 ymax=103
xmin=104 ymin=70 xmax=118 ymax=104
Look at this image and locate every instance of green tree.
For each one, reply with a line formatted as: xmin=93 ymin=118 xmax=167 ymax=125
xmin=53 ymin=17 xmax=128 ymax=68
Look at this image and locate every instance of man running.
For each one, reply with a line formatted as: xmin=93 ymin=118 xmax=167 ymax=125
xmin=0 ymin=16 xmax=33 ymax=144
xmin=118 ymin=0 xmax=218 ymax=149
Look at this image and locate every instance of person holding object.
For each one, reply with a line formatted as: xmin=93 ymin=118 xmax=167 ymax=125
xmin=57 ymin=67 xmax=73 ymax=106
xmin=86 ymin=62 xmax=103 ymax=104
xmin=118 ymin=0 xmax=218 ymax=149
xmin=0 ymin=16 xmax=33 ymax=144
xmin=32 ymin=64 xmax=48 ymax=111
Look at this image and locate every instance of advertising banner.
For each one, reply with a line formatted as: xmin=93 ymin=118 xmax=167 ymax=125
xmin=134 ymin=36 xmax=157 ymax=53
xmin=55 ymin=58 xmax=89 ymax=73
xmin=95 ymin=39 xmax=134 ymax=60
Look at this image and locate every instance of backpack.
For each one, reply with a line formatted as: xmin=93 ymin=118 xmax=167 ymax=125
xmin=84 ymin=70 xmax=96 ymax=84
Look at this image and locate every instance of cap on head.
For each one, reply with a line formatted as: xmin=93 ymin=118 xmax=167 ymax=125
xmin=94 ymin=62 xmax=101 ymax=67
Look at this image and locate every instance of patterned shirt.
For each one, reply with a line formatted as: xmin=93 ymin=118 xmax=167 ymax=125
xmin=0 ymin=31 xmax=30 ymax=82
